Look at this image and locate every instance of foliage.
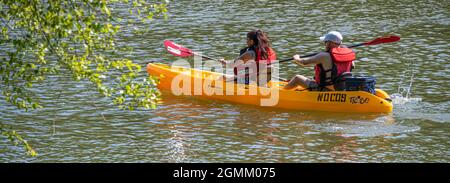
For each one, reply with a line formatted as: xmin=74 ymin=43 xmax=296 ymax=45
xmin=0 ymin=0 xmax=168 ymax=156
xmin=1 ymin=125 xmax=36 ymax=156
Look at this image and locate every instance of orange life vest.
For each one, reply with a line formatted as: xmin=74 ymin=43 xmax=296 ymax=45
xmin=314 ymin=47 xmax=355 ymax=87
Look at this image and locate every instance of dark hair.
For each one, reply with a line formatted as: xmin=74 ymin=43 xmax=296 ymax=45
xmin=247 ymin=29 xmax=270 ymax=59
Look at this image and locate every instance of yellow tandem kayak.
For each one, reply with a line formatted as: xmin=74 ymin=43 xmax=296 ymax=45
xmin=146 ymin=63 xmax=393 ymax=113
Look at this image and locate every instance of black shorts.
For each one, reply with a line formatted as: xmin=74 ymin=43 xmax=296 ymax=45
xmin=306 ymin=79 xmax=332 ymax=91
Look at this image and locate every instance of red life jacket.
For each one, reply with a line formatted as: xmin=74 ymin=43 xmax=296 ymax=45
xmin=234 ymin=47 xmax=277 ymax=85
xmin=255 ymin=47 xmax=277 ymax=64
xmin=314 ymin=47 xmax=355 ymax=87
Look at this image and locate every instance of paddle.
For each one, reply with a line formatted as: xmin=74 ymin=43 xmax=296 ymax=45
xmin=278 ymin=35 xmax=401 ymax=63
xmin=164 ymin=40 xmax=287 ymax=81
xmin=164 ymin=36 xmax=400 ymax=81
xmin=164 ymin=40 xmax=218 ymax=61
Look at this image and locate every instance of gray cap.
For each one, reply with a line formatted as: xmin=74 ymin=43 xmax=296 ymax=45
xmin=320 ymin=31 xmax=343 ymax=44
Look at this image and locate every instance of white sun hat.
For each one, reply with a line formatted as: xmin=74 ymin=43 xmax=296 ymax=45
xmin=320 ymin=31 xmax=343 ymax=44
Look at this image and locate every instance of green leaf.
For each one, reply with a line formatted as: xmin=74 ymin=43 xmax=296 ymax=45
xmin=0 ymin=0 xmax=168 ymax=157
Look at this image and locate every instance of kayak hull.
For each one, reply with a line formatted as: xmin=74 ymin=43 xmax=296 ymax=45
xmin=146 ymin=63 xmax=393 ymax=113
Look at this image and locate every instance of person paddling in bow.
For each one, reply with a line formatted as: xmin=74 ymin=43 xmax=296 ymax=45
xmin=219 ymin=29 xmax=277 ymax=86
xmin=283 ymin=31 xmax=356 ymax=91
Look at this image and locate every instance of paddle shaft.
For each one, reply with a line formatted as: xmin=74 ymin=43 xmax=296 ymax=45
xmin=181 ymin=48 xmax=290 ymax=81
xmin=277 ymin=35 xmax=402 ymax=62
xmin=279 ymin=43 xmax=364 ymax=63
xmin=190 ymin=51 xmax=218 ymax=61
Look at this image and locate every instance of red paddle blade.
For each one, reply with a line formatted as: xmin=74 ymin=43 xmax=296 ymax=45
xmin=365 ymin=35 xmax=400 ymax=46
xmin=164 ymin=40 xmax=193 ymax=57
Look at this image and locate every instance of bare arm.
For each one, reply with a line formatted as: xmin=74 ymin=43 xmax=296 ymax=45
xmin=219 ymin=50 xmax=256 ymax=67
xmin=292 ymin=52 xmax=328 ymax=67
xmin=234 ymin=50 xmax=255 ymax=64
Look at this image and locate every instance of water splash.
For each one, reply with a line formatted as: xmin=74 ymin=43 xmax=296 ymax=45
xmin=390 ymin=65 xmax=422 ymax=105
xmin=390 ymin=87 xmax=422 ymax=105
xmin=389 ymin=62 xmax=449 ymax=123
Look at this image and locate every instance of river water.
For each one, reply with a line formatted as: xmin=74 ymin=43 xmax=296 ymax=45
xmin=1 ymin=0 xmax=449 ymax=162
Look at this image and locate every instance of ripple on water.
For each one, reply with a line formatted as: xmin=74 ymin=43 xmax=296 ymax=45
xmin=308 ymin=117 xmax=421 ymax=137
xmin=1 ymin=0 xmax=449 ymax=163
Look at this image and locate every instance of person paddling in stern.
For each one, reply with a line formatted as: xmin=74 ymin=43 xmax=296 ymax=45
xmin=283 ymin=31 xmax=355 ymax=91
